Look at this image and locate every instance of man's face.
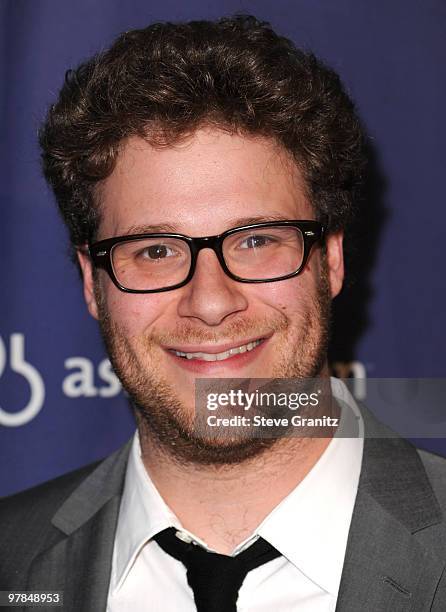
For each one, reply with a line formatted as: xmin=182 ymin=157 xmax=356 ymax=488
xmin=79 ymin=128 xmax=344 ymax=463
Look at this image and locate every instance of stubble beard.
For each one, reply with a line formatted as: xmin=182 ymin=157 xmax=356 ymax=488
xmin=96 ymin=269 xmax=332 ymax=466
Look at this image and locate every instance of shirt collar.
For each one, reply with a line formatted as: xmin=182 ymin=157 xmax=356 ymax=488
xmin=112 ymin=431 xmax=179 ymax=591
xmin=113 ymin=431 xmax=215 ymax=592
xmin=254 ymin=377 xmax=364 ymax=595
xmin=112 ymin=377 xmax=363 ymax=596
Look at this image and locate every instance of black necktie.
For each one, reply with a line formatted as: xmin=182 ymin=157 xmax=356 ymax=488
xmin=153 ymin=527 xmax=281 ymax=611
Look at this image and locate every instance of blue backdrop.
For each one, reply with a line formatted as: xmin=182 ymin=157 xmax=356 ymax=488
xmin=1 ymin=0 xmax=445 ymax=496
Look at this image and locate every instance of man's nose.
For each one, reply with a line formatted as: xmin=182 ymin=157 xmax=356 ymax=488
xmin=177 ymin=249 xmax=248 ymax=326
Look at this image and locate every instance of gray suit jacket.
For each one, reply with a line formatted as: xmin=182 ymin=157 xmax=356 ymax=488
xmin=2 ymin=409 xmax=446 ymax=611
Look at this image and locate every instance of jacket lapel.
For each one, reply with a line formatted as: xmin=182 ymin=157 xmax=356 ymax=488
xmin=336 ymin=410 xmax=445 ymax=611
xmin=26 ymin=441 xmax=132 ymax=612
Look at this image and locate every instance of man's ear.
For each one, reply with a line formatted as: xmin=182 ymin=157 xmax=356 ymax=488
xmin=77 ymin=248 xmax=100 ymax=320
xmin=325 ymin=231 xmax=344 ymax=298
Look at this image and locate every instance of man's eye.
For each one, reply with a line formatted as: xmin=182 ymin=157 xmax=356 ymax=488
xmin=239 ymin=234 xmax=275 ymax=249
xmin=139 ymin=244 xmax=176 ymax=259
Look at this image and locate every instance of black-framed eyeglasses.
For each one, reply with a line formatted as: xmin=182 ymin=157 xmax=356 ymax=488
xmin=88 ymin=220 xmax=325 ymax=293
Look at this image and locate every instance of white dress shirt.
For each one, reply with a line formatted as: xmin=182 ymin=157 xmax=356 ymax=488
xmin=107 ymin=378 xmax=364 ymax=611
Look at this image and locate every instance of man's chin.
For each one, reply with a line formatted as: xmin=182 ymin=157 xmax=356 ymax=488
xmin=134 ymin=400 xmax=280 ymax=466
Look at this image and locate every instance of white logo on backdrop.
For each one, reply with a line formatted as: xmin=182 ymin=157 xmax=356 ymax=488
xmin=0 ymin=333 xmax=122 ymax=427
xmin=0 ymin=334 xmax=45 ymax=427
xmin=62 ymin=357 xmax=121 ymax=398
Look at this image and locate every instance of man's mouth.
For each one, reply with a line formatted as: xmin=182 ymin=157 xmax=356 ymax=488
xmin=168 ymin=338 xmax=265 ymax=362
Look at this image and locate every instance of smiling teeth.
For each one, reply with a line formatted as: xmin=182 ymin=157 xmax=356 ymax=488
xmin=173 ymin=339 xmax=263 ymax=362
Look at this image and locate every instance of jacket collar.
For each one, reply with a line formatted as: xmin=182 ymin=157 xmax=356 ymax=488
xmin=336 ymin=406 xmax=444 ymax=611
xmin=26 ymin=441 xmax=132 ymax=612
xmin=51 ymin=440 xmax=132 ymax=535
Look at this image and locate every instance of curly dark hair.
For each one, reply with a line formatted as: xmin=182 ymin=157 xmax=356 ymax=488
xmin=39 ymin=14 xmax=367 ymax=259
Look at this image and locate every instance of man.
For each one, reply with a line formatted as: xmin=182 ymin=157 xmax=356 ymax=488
xmin=1 ymin=15 xmax=446 ymax=612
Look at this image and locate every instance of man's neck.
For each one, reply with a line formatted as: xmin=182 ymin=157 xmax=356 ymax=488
xmin=138 ymin=424 xmax=336 ymax=555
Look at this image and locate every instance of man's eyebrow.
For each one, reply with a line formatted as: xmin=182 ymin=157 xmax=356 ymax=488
xmin=124 ymin=223 xmax=179 ymax=234
xmin=123 ymin=215 xmax=297 ymax=236
xmin=228 ymin=214 xmax=298 ymax=227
